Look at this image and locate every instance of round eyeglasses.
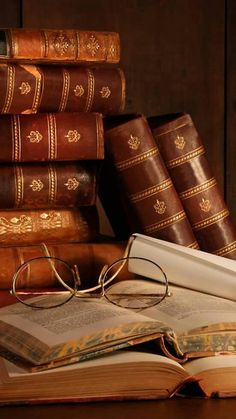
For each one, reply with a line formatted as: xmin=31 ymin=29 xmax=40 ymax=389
xmin=11 ymin=244 xmax=171 ymax=310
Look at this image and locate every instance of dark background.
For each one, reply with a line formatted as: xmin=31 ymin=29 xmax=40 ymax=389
xmin=1 ymin=0 xmax=236 ymax=223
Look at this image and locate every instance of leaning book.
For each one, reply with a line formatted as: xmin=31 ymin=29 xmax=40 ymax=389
xmin=0 ymin=282 xmax=236 ymax=403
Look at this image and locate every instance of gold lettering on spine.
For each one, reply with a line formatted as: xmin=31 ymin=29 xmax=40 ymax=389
xmin=48 ymin=164 xmax=57 ymax=205
xmin=47 ymin=113 xmax=57 ymax=160
xmin=59 ymin=69 xmax=70 ymax=111
xmin=12 ymin=115 xmax=21 ymax=162
xmin=3 ymin=65 xmax=15 ymax=113
xmin=116 ymin=147 xmax=159 ymax=171
xmin=85 ymin=69 xmax=95 ymax=112
xmin=14 ymin=165 xmax=24 ymax=207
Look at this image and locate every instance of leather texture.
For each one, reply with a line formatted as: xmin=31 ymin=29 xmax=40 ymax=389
xmin=0 ymin=64 xmax=125 ymax=115
xmin=0 ymin=29 xmax=120 ymax=63
xmin=0 ymin=206 xmax=99 ymax=246
xmin=0 ymin=162 xmax=99 ymax=209
xmin=104 ymin=114 xmax=199 ymax=248
xmin=150 ymin=113 xmax=236 ymax=259
xmin=0 ymin=112 xmax=104 ymax=162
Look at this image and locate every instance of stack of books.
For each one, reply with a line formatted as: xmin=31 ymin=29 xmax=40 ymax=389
xmin=0 ymin=27 xmax=126 ymax=289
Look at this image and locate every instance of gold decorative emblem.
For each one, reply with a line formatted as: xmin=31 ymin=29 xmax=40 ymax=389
xmin=153 ymin=199 xmax=167 ymax=215
xmin=128 ymin=134 xmax=141 ymax=150
xmin=27 ymin=131 xmax=43 ymax=143
xmin=109 ymin=44 xmax=116 ymax=56
xmin=64 ymin=178 xmax=80 ymax=190
xmin=174 ymin=135 xmax=186 ymax=150
xmin=100 ymin=86 xmax=111 ymax=98
xmin=19 ymin=82 xmax=31 ymax=95
xmin=29 ymin=179 xmax=44 ymax=192
xmin=199 ymin=197 xmax=211 ymax=212
xmin=53 ymin=32 xmax=74 ymax=55
xmin=74 ymin=84 xmax=85 ymax=97
xmin=39 ymin=212 xmax=62 ymax=229
xmin=0 ymin=215 xmax=32 ymax=235
xmin=86 ymin=35 xmax=100 ymax=56
xmin=65 ymin=130 xmax=81 ymax=142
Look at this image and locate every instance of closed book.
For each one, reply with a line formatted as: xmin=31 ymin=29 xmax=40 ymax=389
xmin=0 ymin=112 xmax=104 ymax=162
xmin=0 ymin=28 xmax=120 ymax=64
xmin=150 ymin=113 xmax=236 ymax=259
xmin=0 ymin=206 xmax=99 ymax=246
xmin=0 ymin=162 xmax=99 ymax=209
xmin=0 ymin=65 xmax=125 ymax=115
xmin=104 ymin=114 xmax=198 ymax=248
xmin=0 ymin=240 xmax=126 ymax=289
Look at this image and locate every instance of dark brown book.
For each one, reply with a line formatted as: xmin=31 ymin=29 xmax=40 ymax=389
xmin=0 ymin=28 xmax=120 ymax=64
xmin=103 ymin=114 xmax=199 ymax=248
xmin=0 ymin=240 xmax=126 ymax=289
xmin=149 ymin=112 xmax=236 ymax=259
xmin=0 ymin=64 xmax=125 ymax=115
xmin=0 ymin=206 xmax=99 ymax=246
xmin=0 ymin=112 xmax=104 ymax=162
xmin=0 ymin=162 xmax=99 ymax=209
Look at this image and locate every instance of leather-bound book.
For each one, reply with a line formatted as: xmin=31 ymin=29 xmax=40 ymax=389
xmin=0 ymin=162 xmax=99 ymax=209
xmin=0 ymin=206 xmax=99 ymax=246
xmin=104 ymin=114 xmax=199 ymax=248
xmin=0 ymin=65 xmax=125 ymax=115
xmin=0 ymin=240 xmax=126 ymax=289
xmin=149 ymin=113 xmax=236 ymax=259
xmin=0 ymin=28 xmax=120 ymax=64
xmin=0 ymin=112 xmax=104 ymax=162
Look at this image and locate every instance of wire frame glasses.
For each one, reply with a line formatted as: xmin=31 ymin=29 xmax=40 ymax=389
xmin=11 ymin=245 xmax=170 ymax=310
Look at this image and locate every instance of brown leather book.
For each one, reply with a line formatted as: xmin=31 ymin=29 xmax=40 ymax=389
xmin=0 ymin=65 xmax=125 ymax=115
xmin=149 ymin=112 xmax=236 ymax=259
xmin=0 ymin=162 xmax=99 ymax=209
xmin=103 ymin=114 xmax=199 ymax=248
xmin=0 ymin=28 xmax=120 ymax=64
xmin=0 ymin=240 xmax=126 ymax=289
xmin=0 ymin=112 xmax=104 ymax=162
xmin=0 ymin=206 xmax=99 ymax=246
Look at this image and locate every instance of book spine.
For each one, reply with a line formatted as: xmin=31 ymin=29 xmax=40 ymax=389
xmin=0 ymin=206 xmax=99 ymax=246
xmin=0 ymin=28 xmax=120 ymax=63
xmin=151 ymin=113 xmax=236 ymax=259
xmin=0 ymin=241 xmax=126 ymax=289
xmin=0 ymin=112 xmax=104 ymax=162
xmin=0 ymin=64 xmax=125 ymax=115
xmin=104 ymin=115 xmax=199 ymax=248
xmin=0 ymin=162 xmax=98 ymax=209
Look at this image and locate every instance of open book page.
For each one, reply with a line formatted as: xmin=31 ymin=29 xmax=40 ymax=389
xmin=0 ymin=297 xmax=166 ymax=366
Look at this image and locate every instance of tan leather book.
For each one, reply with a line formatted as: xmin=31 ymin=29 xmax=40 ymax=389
xmin=0 ymin=112 xmax=104 ymax=162
xmin=0 ymin=206 xmax=99 ymax=246
xmin=0 ymin=28 xmax=120 ymax=63
xmin=104 ymin=114 xmax=199 ymax=248
xmin=0 ymin=240 xmax=126 ymax=289
xmin=0 ymin=65 xmax=125 ymax=115
xmin=150 ymin=113 xmax=236 ymax=259
xmin=0 ymin=162 xmax=99 ymax=209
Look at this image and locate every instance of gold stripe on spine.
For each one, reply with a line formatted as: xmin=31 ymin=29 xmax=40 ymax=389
xmin=85 ymin=68 xmax=95 ymax=112
xmin=42 ymin=30 xmax=48 ymax=57
xmin=192 ymin=209 xmax=230 ymax=231
xmin=166 ymin=146 xmax=205 ymax=169
xmin=179 ymin=178 xmax=217 ymax=200
xmin=214 ymin=241 xmax=236 ymax=257
xmin=14 ymin=165 xmax=24 ymax=207
xmin=145 ymin=211 xmax=186 ymax=234
xmin=47 ymin=113 xmax=57 ymax=160
xmin=2 ymin=65 xmax=15 ymax=113
xmin=12 ymin=115 xmax=21 ymax=162
xmin=188 ymin=241 xmax=199 ymax=249
xmin=129 ymin=179 xmax=172 ymax=203
xmin=118 ymin=68 xmax=126 ymax=112
xmin=31 ymin=66 xmax=42 ymax=113
xmin=75 ymin=31 xmax=80 ymax=59
xmin=48 ymin=164 xmax=57 ymax=205
xmin=59 ymin=68 xmax=70 ymax=111
xmin=155 ymin=122 xmax=190 ymax=137
xmin=9 ymin=29 xmax=16 ymax=56
xmin=116 ymin=147 xmax=159 ymax=171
